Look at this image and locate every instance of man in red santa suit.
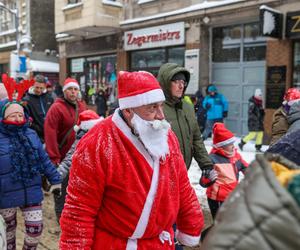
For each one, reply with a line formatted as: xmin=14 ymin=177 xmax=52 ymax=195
xmin=59 ymin=71 xmax=204 ymax=250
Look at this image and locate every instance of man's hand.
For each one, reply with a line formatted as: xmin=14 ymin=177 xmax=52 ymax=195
xmin=49 ymin=184 xmax=62 ymax=196
xmin=199 ymin=169 xmax=218 ymax=188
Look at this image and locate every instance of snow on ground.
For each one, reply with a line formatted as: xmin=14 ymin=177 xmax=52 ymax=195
xmin=188 ymin=137 xmax=269 ymax=211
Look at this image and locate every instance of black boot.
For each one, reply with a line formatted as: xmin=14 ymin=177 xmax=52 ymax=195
xmin=255 ymin=145 xmax=263 ymax=153
xmin=238 ymin=140 xmax=245 ymax=151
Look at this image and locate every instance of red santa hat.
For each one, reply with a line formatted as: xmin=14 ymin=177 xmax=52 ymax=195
xmin=73 ymin=110 xmax=103 ymax=132
xmin=63 ymin=78 xmax=80 ymax=92
xmin=213 ymin=122 xmax=235 ymax=148
xmin=283 ymin=88 xmax=300 ymax=106
xmin=117 ymin=71 xmax=165 ymax=110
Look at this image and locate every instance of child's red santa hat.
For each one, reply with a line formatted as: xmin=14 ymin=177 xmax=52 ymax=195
xmin=117 ymin=71 xmax=165 ymax=110
xmin=213 ymin=122 xmax=235 ymax=148
xmin=74 ymin=110 xmax=103 ymax=132
xmin=63 ymin=78 xmax=80 ymax=92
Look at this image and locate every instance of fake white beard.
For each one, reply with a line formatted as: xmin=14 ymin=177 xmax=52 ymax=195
xmin=131 ymin=113 xmax=170 ymax=159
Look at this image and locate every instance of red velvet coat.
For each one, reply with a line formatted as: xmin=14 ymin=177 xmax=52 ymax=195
xmin=59 ymin=111 xmax=204 ymax=250
xmin=44 ymin=98 xmax=86 ymax=165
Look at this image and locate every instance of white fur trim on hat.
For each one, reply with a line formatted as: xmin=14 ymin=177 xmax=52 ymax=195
xmin=119 ymin=89 xmax=165 ymax=110
xmin=213 ymin=137 xmax=236 ymax=148
xmin=73 ymin=117 xmax=104 ymax=132
xmin=63 ymin=82 xmax=80 ymax=92
xmin=288 ymin=99 xmax=300 ymax=106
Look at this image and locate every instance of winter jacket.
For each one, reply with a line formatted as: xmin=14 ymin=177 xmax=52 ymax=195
xmin=157 ymin=63 xmax=213 ymax=170
xmin=44 ymin=98 xmax=86 ymax=165
xmin=95 ymin=93 xmax=107 ymax=117
xmin=247 ymin=96 xmax=265 ymax=131
xmin=0 ymin=123 xmax=61 ymax=209
xmin=203 ymin=92 xmax=228 ymax=121
xmin=270 ymin=106 xmax=288 ymax=146
xmin=287 ymin=101 xmax=300 ymax=133
xmin=0 ymin=215 xmax=6 ymax=250
xmin=202 ymin=154 xmax=300 ymax=250
xmin=267 ymin=128 xmax=300 ymax=166
xmin=24 ymin=89 xmax=54 ymax=141
xmin=207 ymin=148 xmax=248 ymax=202
xmin=57 ymin=130 xmax=85 ymax=180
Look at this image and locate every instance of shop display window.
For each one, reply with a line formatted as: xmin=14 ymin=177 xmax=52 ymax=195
xmin=293 ymin=42 xmax=300 ymax=87
xmin=70 ymin=55 xmax=117 ymax=105
xmin=130 ymin=47 xmax=184 ymax=76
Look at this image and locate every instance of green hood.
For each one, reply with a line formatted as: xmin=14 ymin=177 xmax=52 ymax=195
xmin=157 ymin=63 xmax=190 ymax=104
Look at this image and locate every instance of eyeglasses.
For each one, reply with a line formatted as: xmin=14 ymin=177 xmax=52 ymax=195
xmin=171 ymin=79 xmax=188 ymax=87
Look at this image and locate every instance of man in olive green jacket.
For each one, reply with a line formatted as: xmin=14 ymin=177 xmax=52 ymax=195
xmin=157 ymin=63 xmax=213 ymax=171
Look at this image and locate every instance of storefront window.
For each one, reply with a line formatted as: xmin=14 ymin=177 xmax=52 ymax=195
xmin=212 ymin=25 xmax=241 ymax=62
xmin=131 ymin=47 xmax=184 ymax=76
xmin=293 ymin=42 xmax=300 ymax=87
xmin=168 ymin=47 xmax=185 ymax=65
xmin=70 ymin=55 xmax=117 ymax=105
xmin=243 ymin=23 xmax=266 ymax=61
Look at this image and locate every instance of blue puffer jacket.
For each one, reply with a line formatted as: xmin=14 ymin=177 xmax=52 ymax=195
xmin=0 ymin=100 xmax=61 ymax=209
xmin=203 ymin=93 xmax=228 ymax=120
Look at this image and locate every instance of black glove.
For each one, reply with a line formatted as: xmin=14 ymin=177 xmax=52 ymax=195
xmin=49 ymin=184 xmax=62 ymax=197
xmin=223 ymin=111 xmax=228 ymax=118
xmin=199 ymin=169 xmax=218 ymax=188
xmin=205 ymin=103 xmax=211 ymax=110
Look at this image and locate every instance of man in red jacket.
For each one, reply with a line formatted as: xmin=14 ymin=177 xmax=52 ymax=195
xmin=44 ymin=78 xmax=86 ymax=222
xmin=60 ymin=71 xmax=204 ymax=250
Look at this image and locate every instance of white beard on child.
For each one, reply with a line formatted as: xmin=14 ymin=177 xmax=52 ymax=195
xmin=131 ymin=113 xmax=170 ymax=160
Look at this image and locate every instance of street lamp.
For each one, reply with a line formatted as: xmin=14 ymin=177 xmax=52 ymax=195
xmin=0 ymin=2 xmax=19 ymax=53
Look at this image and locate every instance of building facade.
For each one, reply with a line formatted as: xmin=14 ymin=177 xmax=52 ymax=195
xmin=55 ymin=0 xmax=123 ymax=105
xmin=0 ymin=0 xmax=59 ymax=82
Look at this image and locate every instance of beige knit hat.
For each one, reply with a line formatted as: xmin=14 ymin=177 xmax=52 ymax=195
xmin=4 ymin=103 xmax=24 ymax=118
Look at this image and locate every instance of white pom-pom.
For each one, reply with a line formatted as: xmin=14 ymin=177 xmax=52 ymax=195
xmin=73 ymin=125 xmax=80 ymax=132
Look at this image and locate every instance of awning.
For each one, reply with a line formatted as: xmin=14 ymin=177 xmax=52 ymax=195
xmin=29 ymin=60 xmax=59 ymax=73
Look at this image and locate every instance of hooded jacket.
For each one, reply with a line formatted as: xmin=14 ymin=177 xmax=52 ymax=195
xmin=24 ymin=87 xmax=54 ymax=141
xmin=157 ymin=63 xmax=212 ymax=170
xmin=201 ymin=154 xmax=300 ymax=250
xmin=270 ymin=106 xmax=288 ymax=146
xmin=287 ymin=101 xmax=300 ymax=133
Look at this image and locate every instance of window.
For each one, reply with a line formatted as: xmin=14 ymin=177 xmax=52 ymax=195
xmin=68 ymin=0 xmax=81 ymax=3
xmin=212 ymin=22 xmax=266 ymax=63
xmin=212 ymin=25 xmax=241 ymax=62
xmin=243 ymin=23 xmax=266 ymax=61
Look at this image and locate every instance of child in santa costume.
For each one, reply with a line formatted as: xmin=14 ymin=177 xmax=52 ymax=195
xmin=60 ymin=71 xmax=204 ymax=249
xmin=57 ymin=110 xmax=103 ymax=179
xmin=202 ymin=122 xmax=248 ymax=219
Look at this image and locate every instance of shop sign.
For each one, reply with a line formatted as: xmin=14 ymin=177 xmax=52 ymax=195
xmin=71 ymin=58 xmax=84 ymax=73
xmin=266 ymin=66 xmax=286 ymax=109
xmin=286 ymin=11 xmax=300 ymax=39
xmin=259 ymin=5 xmax=283 ymax=39
xmin=184 ymin=49 xmax=199 ymax=95
xmin=124 ymin=22 xmax=185 ymax=51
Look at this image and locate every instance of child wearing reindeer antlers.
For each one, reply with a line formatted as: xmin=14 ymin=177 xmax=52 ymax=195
xmin=0 ymin=74 xmax=62 ymax=250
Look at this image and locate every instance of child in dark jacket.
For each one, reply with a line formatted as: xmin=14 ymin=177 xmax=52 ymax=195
xmin=0 ymin=75 xmax=61 ymax=250
xmin=202 ymin=123 xmax=248 ymax=219
xmin=239 ymin=88 xmax=265 ymax=152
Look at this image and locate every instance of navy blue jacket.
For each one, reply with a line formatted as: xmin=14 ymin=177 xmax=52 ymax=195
xmin=0 ymin=116 xmax=61 ymax=209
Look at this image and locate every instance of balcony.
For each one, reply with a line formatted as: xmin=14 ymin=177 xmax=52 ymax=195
xmin=55 ymin=0 xmax=123 ymax=39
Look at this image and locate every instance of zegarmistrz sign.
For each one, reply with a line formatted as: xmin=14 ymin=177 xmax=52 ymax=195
xmin=286 ymin=11 xmax=300 ymax=38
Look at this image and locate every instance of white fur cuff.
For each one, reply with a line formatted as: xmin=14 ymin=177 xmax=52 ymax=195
xmin=175 ymin=230 xmax=200 ymax=247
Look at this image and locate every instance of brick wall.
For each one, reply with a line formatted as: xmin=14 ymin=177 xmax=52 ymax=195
xmin=264 ymin=39 xmax=293 ymax=140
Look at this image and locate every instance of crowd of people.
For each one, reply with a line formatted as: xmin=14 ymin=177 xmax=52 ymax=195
xmin=0 ymin=64 xmax=299 ymax=249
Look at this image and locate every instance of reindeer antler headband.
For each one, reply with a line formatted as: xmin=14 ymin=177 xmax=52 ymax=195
xmin=1 ymin=74 xmax=34 ymax=102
